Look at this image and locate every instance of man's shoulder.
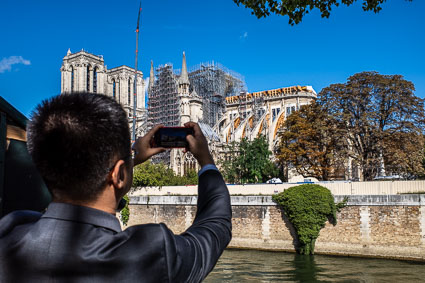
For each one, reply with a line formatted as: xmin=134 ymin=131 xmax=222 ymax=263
xmin=122 ymin=223 xmax=184 ymax=250
xmin=0 ymin=210 xmax=42 ymax=237
xmin=123 ymin=222 xmax=168 ymax=239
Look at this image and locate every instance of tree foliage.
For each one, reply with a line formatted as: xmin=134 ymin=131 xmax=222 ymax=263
xmin=318 ymin=71 xmax=425 ymax=180
xmin=278 ymin=71 xmax=425 ymax=181
xmin=219 ymin=141 xmax=240 ymax=183
xmin=278 ymin=102 xmax=347 ymax=181
xmin=219 ymin=136 xmax=279 ymax=183
xmin=419 ymin=142 xmax=425 ymax=180
xmin=233 ymin=0 xmax=413 ymax=25
xmin=132 ymin=161 xmax=198 ymax=188
xmin=383 ymin=132 xmax=425 ymax=178
xmin=120 ymin=195 xmax=130 ymax=226
xmin=273 ymin=184 xmax=345 ymax=255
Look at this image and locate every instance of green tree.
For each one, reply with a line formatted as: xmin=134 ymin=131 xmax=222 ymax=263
xmin=233 ymin=0 xmax=413 ymax=25
xmin=272 ymin=184 xmax=345 ymax=255
xmin=278 ymin=102 xmax=347 ymax=181
xmin=132 ymin=161 xmax=176 ymax=187
xmin=219 ymin=136 xmax=279 ymax=183
xmin=132 ymin=161 xmax=199 ymax=188
xmin=219 ymin=141 xmax=240 ymax=183
xmin=318 ymin=71 xmax=425 ymax=180
xmin=181 ymin=169 xmax=198 ymax=185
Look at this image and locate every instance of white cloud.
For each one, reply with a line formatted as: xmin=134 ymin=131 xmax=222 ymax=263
xmin=240 ymin=31 xmax=248 ymax=40
xmin=0 ymin=56 xmax=31 ymax=73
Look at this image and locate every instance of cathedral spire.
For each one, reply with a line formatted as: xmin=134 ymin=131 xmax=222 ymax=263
xmin=149 ymin=60 xmax=155 ymax=93
xmin=179 ymin=51 xmax=189 ymax=85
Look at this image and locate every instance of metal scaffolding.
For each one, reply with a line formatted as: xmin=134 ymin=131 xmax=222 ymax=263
xmin=148 ymin=64 xmax=180 ymax=127
xmin=189 ymin=61 xmax=246 ymax=127
xmin=147 ymin=60 xmax=246 ymax=167
xmin=148 ymin=61 xmax=247 ymax=129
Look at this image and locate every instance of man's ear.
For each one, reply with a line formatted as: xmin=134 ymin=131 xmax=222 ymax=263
xmin=111 ymin=160 xmax=126 ymax=189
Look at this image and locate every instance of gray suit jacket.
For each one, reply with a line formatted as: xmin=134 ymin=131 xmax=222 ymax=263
xmin=0 ymin=170 xmax=232 ymax=282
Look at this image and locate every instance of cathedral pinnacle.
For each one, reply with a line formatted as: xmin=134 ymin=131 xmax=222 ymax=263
xmin=150 ymin=60 xmax=154 ymax=77
xmin=149 ymin=60 xmax=155 ymax=92
xmin=67 ymin=48 xmax=71 ymax=56
xmin=179 ymin=51 xmax=190 ymax=85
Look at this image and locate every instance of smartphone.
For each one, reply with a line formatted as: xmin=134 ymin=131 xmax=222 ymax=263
xmin=153 ymin=127 xmax=194 ymax=148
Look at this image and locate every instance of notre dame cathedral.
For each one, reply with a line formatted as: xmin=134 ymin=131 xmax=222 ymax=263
xmin=61 ymin=49 xmax=318 ymax=180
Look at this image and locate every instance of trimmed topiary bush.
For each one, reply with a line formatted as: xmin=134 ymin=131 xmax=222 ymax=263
xmin=272 ymin=184 xmax=346 ymax=255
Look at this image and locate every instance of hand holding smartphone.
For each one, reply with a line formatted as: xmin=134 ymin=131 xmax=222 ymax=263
xmin=153 ymin=127 xmax=194 ymax=148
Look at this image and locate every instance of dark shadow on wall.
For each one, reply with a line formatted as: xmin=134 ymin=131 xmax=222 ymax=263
xmin=276 ymin=206 xmax=300 ymax=251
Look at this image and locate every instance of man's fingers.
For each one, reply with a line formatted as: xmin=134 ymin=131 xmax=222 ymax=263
xmin=150 ymin=147 xmax=166 ymax=156
xmin=146 ymin=147 xmax=165 ymax=157
xmin=186 ymin=133 xmax=195 ymax=143
xmin=184 ymin=122 xmax=202 ymax=137
xmin=145 ymin=124 xmax=164 ymax=139
xmin=184 ymin=122 xmax=195 ymax=128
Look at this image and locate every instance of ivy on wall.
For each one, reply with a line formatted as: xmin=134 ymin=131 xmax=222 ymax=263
xmin=272 ymin=184 xmax=346 ymax=255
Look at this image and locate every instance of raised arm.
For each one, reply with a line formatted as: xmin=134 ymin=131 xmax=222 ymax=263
xmin=163 ymin=122 xmax=232 ymax=282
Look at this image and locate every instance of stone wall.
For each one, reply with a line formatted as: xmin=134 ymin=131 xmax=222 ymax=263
xmin=127 ymin=194 xmax=425 ymax=261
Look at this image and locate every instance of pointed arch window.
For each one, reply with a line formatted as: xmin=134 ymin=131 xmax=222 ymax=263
xmin=128 ymin=79 xmax=131 ymax=105
xmin=113 ymin=79 xmax=116 ymax=99
xmin=86 ymin=66 xmax=90 ymax=91
xmin=118 ymin=80 xmax=120 ymax=102
xmin=71 ymin=66 xmax=74 ymax=92
xmin=93 ymin=67 xmax=97 ymax=93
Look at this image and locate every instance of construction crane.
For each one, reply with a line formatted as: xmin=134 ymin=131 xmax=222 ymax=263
xmin=132 ymin=2 xmax=141 ymax=143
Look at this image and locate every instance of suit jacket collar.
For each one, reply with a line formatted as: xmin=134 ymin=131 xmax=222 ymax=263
xmin=42 ymin=202 xmax=122 ymax=233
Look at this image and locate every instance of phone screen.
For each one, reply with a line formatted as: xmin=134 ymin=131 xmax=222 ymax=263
xmin=154 ymin=127 xmax=194 ymax=148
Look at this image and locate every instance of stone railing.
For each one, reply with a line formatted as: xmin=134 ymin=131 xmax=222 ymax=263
xmin=130 ymin=180 xmax=425 ymax=196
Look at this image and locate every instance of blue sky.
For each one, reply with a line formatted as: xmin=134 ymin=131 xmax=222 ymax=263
xmin=1 ymin=0 xmax=424 ymax=117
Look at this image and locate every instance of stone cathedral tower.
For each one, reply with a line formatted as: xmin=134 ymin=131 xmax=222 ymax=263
xmin=177 ymin=52 xmax=202 ymax=125
xmin=60 ymin=49 xmax=147 ymax=135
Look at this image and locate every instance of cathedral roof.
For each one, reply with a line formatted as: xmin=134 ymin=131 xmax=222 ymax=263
xmin=189 ymin=89 xmax=202 ymax=102
xmin=199 ymin=122 xmax=220 ymax=142
xmin=107 ymin=65 xmax=142 ymax=75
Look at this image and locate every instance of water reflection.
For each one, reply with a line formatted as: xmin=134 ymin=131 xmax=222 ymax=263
xmin=292 ymin=254 xmax=319 ymax=282
xmin=205 ymin=249 xmax=425 ymax=282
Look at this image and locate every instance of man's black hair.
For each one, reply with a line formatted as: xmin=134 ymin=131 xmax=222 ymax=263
xmin=27 ymin=93 xmax=131 ymax=202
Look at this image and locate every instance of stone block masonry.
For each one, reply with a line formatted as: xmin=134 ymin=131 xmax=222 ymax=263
xmin=127 ymin=194 xmax=425 ymax=261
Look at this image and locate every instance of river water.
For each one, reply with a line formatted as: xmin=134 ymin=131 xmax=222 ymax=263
xmin=205 ymin=249 xmax=425 ymax=282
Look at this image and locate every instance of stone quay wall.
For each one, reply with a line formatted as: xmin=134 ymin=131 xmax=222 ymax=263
xmin=127 ymin=194 xmax=425 ymax=261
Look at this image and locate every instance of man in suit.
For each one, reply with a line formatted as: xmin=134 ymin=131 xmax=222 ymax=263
xmin=0 ymin=93 xmax=232 ymax=282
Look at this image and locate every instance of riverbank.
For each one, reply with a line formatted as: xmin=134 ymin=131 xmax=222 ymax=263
xmin=128 ymin=193 xmax=425 ymax=262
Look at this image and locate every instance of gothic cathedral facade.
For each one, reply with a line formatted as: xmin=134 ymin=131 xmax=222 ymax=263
xmin=60 ymin=49 xmax=147 ymax=136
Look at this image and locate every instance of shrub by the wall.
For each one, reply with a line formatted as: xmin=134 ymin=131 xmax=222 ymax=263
xmin=272 ymin=184 xmax=345 ymax=254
